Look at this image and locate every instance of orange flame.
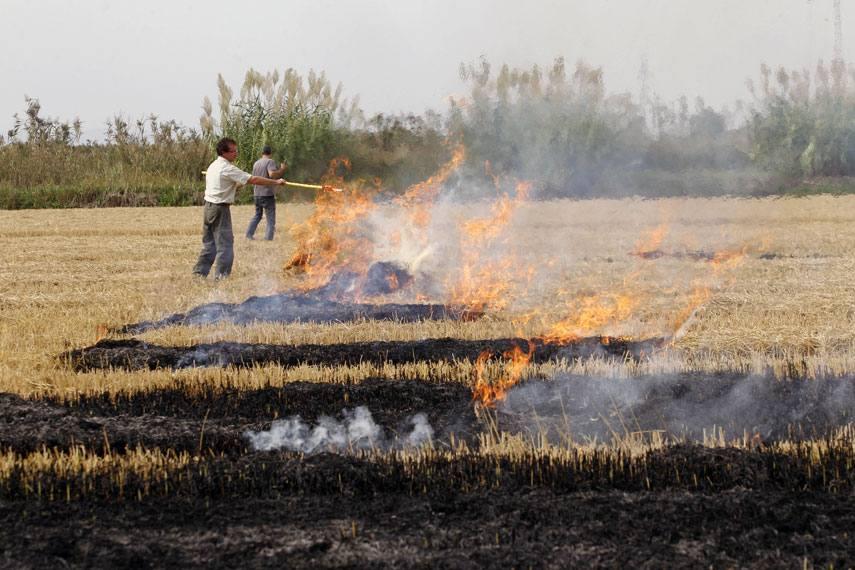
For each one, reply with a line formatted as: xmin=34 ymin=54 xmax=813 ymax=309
xmin=394 ymin=145 xmax=466 ymax=231
xmin=448 ymin=257 xmax=517 ymax=313
xmin=669 ymin=243 xmax=756 ymax=337
xmin=285 ymin=157 xmax=378 ymax=289
xmin=461 ymin=182 xmax=531 ymax=242
xmin=449 ymin=181 xmax=533 ymax=312
xmin=710 ymin=245 xmax=750 ymax=271
xmin=632 ymin=224 xmax=668 ymax=257
xmin=671 ymin=283 xmax=712 ymax=335
xmin=286 ymin=146 xmax=468 ymax=296
xmin=543 ymin=293 xmax=638 ymax=343
xmin=472 ymin=340 xmax=535 ymax=407
xmin=386 ymin=273 xmax=400 ymax=291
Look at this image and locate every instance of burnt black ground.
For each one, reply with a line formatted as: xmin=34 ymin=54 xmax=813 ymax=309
xmin=0 ymin=379 xmax=476 ymax=454
xmin=1 ymin=489 xmax=853 ymax=568
xmin=65 ymin=336 xmax=665 ymax=372
xmin=3 ymin=376 xmax=855 ymax=567
xmin=115 ymin=261 xmax=482 ymax=335
xmin=5 ymin=374 xmax=855 ymax=453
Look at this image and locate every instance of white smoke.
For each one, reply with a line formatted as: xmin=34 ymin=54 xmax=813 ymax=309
xmin=499 ymin=374 xmax=855 ymax=444
xmin=405 ymin=412 xmax=434 ymax=447
xmin=245 ymin=406 xmax=434 ymax=453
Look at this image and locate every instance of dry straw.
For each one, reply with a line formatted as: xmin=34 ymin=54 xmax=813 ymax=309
xmin=3 ymin=195 xmax=855 ymax=401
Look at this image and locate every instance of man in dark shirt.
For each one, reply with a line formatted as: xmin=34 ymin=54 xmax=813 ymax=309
xmin=246 ymin=146 xmax=287 ymax=240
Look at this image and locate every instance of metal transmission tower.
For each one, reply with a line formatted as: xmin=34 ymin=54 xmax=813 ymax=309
xmin=834 ymin=0 xmax=844 ymax=65
xmin=831 ymin=0 xmax=845 ymax=94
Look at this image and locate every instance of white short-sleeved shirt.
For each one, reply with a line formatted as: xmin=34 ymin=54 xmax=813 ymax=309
xmin=204 ymin=156 xmax=252 ymax=204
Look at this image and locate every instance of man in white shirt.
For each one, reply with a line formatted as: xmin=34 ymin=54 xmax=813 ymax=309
xmin=192 ymin=138 xmax=286 ymax=279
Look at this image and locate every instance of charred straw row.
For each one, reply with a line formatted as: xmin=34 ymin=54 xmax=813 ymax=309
xmin=0 ymin=381 xmax=475 ymax=456
xmin=44 ymin=380 xmax=471 ymax=421
xmin=114 ymin=296 xmax=482 ymax=336
xmin=0 ymin=440 xmax=853 ymax=502
xmin=65 ymin=336 xmax=665 ymax=372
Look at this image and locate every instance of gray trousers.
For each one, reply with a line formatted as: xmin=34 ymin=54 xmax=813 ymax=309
xmin=193 ymin=202 xmax=234 ymax=278
xmin=246 ymin=195 xmax=276 ymax=240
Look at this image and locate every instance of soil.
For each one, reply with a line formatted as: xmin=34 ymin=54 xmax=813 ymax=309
xmin=65 ymin=336 xmax=665 ymax=372
xmin=3 ymin=376 xmax=855 ymax=567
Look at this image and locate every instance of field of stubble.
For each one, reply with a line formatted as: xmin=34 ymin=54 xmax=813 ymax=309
xmin=1 ymin=196 xmax=855 ymax=568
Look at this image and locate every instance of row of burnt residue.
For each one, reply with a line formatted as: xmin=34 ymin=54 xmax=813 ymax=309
xmin=65 ymin=335 xmax=664 ymax=372
xmin=3 ymin=374 xmax=855 ymax=501
xmin=9 ymin=375 xmax=855 ymax=453
xmin=116 ymin=261 xmax=478 ymax=335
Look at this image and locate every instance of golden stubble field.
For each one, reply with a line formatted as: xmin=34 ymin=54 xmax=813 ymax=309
xmin=2 ymin=195 xmax=855 ymax=399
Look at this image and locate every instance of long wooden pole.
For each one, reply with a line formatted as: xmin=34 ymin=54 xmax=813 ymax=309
xmin=201 ymin=172 xmax=343 ymax=192
xmin=282 ymin=180 xmax=343 ymax=192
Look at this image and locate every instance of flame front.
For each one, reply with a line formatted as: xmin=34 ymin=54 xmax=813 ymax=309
xmin=449 ymin=181 xmax=533 ymax=312
xmin=671 ymin=282 xmax=712 ymax=336
xmin=632 ymin=224 xmax=668 ymax=257
xmin=543 ymin=293 xmax=638 ymax=343
xmin=472 ymin=341 xmax=535 ymax=407
xmin=286 ymin=165 xmax=378 ymax=291
xmin=394 ymin=145 xmax=466 ymax=233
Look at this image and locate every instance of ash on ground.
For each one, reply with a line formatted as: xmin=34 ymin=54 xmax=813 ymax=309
xmin=116 ymin=261 xmax=476 ymax=334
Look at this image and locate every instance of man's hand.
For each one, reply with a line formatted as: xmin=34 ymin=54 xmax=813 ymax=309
xmin=276 ymin=179 xmax=286 ymax=186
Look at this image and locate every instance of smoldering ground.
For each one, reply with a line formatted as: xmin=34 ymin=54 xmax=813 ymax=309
xmin=0 ymin=379 xmax=474 ymax=455
xmin=499 ymin=372 xmax=855 ymax=444
xmin=116 ymin=262 xmax=477 ymax=335
xmin=245 ymin=406 xmax=434 ymax=453
xmin=11 ymin=372 xmax=855 ymax=457
xmin=4 ymin=374 xmax=855 ymax=567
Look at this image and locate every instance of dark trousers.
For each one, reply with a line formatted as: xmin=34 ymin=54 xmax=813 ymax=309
xmin=193 ymin=202 xmax=234 ymax=278
xmin=246 ymin=195 xmax=276 ymax=240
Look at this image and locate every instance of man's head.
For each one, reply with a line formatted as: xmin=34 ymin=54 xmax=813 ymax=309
xmin=262 ymin=145 xmax=272 ymax=156
xmin=216 ymin=137 xmax=238 ymax=161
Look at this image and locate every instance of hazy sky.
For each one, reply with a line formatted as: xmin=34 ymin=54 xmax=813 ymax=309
xmin=1 ymin=0 xmax=847 ymax=140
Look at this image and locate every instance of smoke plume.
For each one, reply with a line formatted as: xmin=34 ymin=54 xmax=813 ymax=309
xmin=499 ymin=373 xmax=855 ymax=444
xmin=245 ymin=406 xmax=434 ymax=453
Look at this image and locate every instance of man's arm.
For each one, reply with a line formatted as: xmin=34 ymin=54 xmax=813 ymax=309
xmin=268 ymin=163 xmax=287 ymax=178
xmin=248 ymin=176 xmax=286 ymax=187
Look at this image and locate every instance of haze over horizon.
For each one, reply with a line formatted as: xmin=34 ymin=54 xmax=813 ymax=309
xmin=1 ymin=0 xmax=848 ymax=141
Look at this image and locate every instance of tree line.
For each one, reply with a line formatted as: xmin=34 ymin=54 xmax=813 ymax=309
xmin=2 ymin=58 xmax=854 ymax=208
